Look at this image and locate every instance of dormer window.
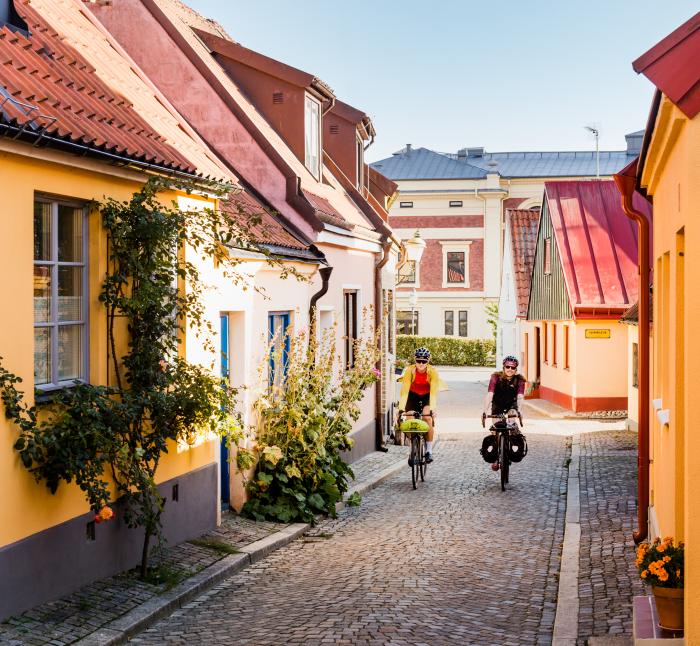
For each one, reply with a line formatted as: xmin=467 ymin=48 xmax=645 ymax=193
xmin=304 ymin=94 xmax=321 ymax=178
xmin=356 ymin=137 xmax=364 ymax=189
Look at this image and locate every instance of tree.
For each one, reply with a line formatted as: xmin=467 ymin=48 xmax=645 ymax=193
xmin=485 ymin=302 xmax=499 ymax=340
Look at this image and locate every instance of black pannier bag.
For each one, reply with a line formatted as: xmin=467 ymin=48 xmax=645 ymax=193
xmin=480 ymin=435 xmax=498 ymax=463
xmin=508 ymin=433 xmax=528 ymax=462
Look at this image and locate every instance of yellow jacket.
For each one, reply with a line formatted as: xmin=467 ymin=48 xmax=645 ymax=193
xmin=398 ymin=365 xmax=448 ymax=411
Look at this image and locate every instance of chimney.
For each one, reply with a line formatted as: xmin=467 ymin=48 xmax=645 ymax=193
xmin=467 ymin=147 xmax=484 ymax=158
xmin=625 ymin=130 xmax=644 ymax=156
xmin=457 ymin=148 xmax=467 ymax=159
xmin=405 ymin=143 xmax=412 ymax=154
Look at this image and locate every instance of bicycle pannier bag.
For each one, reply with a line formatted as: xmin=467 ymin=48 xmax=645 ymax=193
xmin=480 ymin=435 xmax=498 ymax=463
xmin=508 ymin=433 xmax=528 ymax=462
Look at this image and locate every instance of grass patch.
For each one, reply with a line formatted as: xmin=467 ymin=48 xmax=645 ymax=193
xmin=188 ymin=538 xmax=240 ymax=555
xmin=141 ymin=564 xmax=187 ymax=590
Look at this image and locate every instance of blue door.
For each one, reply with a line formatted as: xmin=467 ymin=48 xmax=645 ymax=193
xmin=268 ymin=312 xmax=290 ymax=389
xmin=220 ymin=314 xmax=230 ymax=507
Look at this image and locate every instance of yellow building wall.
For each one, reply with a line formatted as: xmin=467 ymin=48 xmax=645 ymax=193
xmin=572 ymin=321 xmax=628 ymax=401
xmin=0 ymin=151 xmax=216 ymax=549
xmin=626 ymin=325 xmax=639 ymax=431
xmin=639 ymin=96 xmax=699 ymax=639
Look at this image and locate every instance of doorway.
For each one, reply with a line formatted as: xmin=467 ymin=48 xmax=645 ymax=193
xmin=219 ymin=314 xmax=230 ymax=508
xmin=535 ymin=326 xmax=541 ymax=381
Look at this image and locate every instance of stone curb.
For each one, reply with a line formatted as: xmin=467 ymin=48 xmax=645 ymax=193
xmin=73 ymin=523 xmax=309 ymax=646
xmin=553 ymin=436 xmax=581 ymax=645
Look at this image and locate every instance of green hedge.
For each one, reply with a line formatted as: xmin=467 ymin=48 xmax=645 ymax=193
xmin=396 ymin=335 xmax=496 ymax=367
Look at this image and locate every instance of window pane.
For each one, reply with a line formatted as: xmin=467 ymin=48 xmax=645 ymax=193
xmin=398 ymin=260 xmax=416 ymax=283
xmin=34 ymin=327 xmax=52 ymax=385
xmin=459 ymin=311 xmax=468 ymax=337
xmin=305 ymin=97 xmax=320 ymax=177
xmin=447 ymin=252 xmax=465 ymax=283
xmin=34 ymin=202 xmax=52 ymax=261
xmin=58 ymin=266 xmax=83 ymax=322
xmin=58 ymin=205 xmax=83 ymax=262
xmin=34 ymin=265 xmax=52 ymax=323
xmin=444 ymin=311 xmax=454 ymax=335
xmin=58 ymin=324 xmax=83 ymax=381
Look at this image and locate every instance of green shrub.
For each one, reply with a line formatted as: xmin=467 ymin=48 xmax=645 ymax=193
xmin=396 ymin=335 xmax=495 ymax=367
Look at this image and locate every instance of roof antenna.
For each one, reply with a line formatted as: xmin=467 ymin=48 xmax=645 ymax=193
xmin=584 ymin=125 xmax=600 ymax=178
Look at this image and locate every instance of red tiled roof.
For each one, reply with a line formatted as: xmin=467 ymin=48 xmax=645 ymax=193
xmin=507 ymin=209 xmax=539 ymax=318
xmin=544 ymin=180 xmax=652 ymax=312
xmin=633 ymin=12 xmax=700 ymax=119
xmin=0 ymin=2 xmax=197 ymax=174
xmin=302 ymin=189 xmax=352 ymax=230
xmin=224 ymin=190 xmax=308 ymax=251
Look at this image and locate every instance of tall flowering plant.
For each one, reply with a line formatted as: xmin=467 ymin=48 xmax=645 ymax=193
xmin=636 ymin=537 xmax=684 ymax=588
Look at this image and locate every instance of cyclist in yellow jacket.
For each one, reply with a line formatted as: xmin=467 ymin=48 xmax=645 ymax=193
xmin=398 ymin=347 xmax=448 ymax=462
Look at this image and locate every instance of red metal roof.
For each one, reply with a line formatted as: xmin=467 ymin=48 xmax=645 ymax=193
xmin=544 ymin=180 xmax=652 ymax=312
xmin=633 ymin=12 xmax=700 ymax=119
xmin=301 ymin=189 xmax=352 ymax=230
xmin=507 ymin=209 xmax=539 ymax=318
xmin=0 ymin=1 xmax=197 ymax=174
xmin=224 ymin=190 xmax=308 ymax=251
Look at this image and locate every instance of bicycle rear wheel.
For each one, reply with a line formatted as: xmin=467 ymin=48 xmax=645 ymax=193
xmin=411 ymin=435 xmax=420 ymax=489
xmin=500 ymin=434 xmax=509 ymax=491
xmin=419 ymin=436 xmax=427 ymax=482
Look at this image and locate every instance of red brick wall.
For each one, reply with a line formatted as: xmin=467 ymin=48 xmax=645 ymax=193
xmin=397 ymin=239 xmax=483 ymax=291
xmin=389 ymin=215 xmax=483 ymax=228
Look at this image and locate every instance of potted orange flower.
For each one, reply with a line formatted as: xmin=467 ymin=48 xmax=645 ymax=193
xmin=636 ymin=537 xmax=684 ymax=631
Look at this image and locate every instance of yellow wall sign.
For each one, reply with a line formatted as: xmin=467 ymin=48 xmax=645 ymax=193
xmin=585 ymin=329 xmax=611 ymax=339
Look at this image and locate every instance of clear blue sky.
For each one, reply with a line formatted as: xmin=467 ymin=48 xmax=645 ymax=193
xmin=184 ymin=1 xmax=697 ymax=161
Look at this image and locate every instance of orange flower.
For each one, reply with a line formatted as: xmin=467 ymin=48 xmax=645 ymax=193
xmin=641 ymin=570 xmax=648 ymax=579
xmin=94 ymin=505 xmax=114 ymax=524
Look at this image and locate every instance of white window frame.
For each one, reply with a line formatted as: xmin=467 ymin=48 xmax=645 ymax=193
xmin=304 ymin=94 xmax=321 ymax=179
xmin=440 ymin=241 xmax=472 ymax=288
xmin=397 ymin=258 xmax=420 ymax=287
xmin=443 ymin=309 xmax=455 ymax=336
xmin=33 ymin=197 xmax=89 ymax=391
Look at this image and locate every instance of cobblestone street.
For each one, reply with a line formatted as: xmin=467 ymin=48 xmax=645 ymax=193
xmin=132 ymin=428 xmax=570 ymax=645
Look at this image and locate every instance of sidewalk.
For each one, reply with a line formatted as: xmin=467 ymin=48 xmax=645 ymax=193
xmin=525 ymin=398 xmax=628 ymax=421
xmin=0 ymin=445 xmax=408 ymax=646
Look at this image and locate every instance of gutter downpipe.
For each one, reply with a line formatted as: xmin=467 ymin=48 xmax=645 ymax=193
xmin=614 ymin=163 xmax=650 ymax=545
xmin=309 ymin=265 xmax=333 ymax=342
xmin=374 ymin=235 xmax=393 ymax=452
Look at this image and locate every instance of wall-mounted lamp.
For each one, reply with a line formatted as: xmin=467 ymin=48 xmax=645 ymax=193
xmin=396 ymin=230 xmax=426 ymax=284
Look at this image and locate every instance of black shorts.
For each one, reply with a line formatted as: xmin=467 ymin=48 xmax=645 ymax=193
xmin=406 ymin=390 xmax=429 ymax=413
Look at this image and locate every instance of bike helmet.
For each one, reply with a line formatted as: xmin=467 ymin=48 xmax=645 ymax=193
xmin=502 ymin=355 xmax=519 ymax=367
xmin=414 ymin=347 xmax=431 ymax=360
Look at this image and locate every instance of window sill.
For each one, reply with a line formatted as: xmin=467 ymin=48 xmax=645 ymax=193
xmin=35 ymin=381 xmax=85 ymax=404
xmin=442 ymin=283 xmax=471 ymax=289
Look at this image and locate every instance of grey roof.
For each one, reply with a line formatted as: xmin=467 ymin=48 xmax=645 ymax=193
xmin=371 ymin=144 xmax=639 ymax=181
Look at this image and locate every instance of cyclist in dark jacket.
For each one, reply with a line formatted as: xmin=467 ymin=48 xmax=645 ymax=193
xmin=482 ymin=355 xmax=525 ymax=425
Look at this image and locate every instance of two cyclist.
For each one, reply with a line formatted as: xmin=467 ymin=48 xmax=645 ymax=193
xmin=397 ymin=347 xmax=447 ymax=463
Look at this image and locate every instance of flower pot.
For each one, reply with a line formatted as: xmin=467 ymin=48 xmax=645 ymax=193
xmin=652 ymin=586 xmax=684 ymax=631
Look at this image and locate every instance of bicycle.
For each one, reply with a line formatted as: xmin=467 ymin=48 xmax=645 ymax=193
xmin=396 ymin=410 xmax=432 ymax=489
xmin=481 ymin=412 xmax=525 ymax=491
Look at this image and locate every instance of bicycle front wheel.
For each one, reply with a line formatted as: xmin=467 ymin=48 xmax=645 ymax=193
xmin=500 ymin=434 xmax=509 ymax=491
xmin=419 ymin=436 xmax=427 ymax=482
xmin=411 ymin=435 xmax=420 ymax=489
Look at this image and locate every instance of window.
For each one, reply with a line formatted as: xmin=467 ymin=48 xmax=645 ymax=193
xmin=399 ymin=201 xmax=413 ymax=208
xmin=398 ymin=259 xmax=416 ymax=284
xmin=444 ymin=311 xmax=454 ymax=335
xmin=552 ymin=323 xmax=557 ymax=366
xmin=632 ymin=342 xmax=638 ymax=388
xmin=356 ymin=138 xmax=364 ymax=189
xmin=268 ymin=312 xmax=291 ymax=390
xmin=397 ymin=310 xmax=418 ymax=335
xmin=543 ymin=322 xmax=548 ymax=363
xmin=449 ymin=200 xmax=463 ymax=208
xmin=564 ymin=326 xmax=570 ymax=369
xmin=447 ymin=252 xmax=465 ymax=283
xmin=544 ymin=238 xmax=552 ymax=275
xmin=304 ymin=95 xmax=321 ymax=178
xmin=458 ymin=311 xmax=468 ymax=337
xmin=34 ymin=199 xmax=88 ymax=389
xmin=441 ymin=241 xmax=471 ymax=287
xmin=344 ymin=291 xmax=358 ymax=368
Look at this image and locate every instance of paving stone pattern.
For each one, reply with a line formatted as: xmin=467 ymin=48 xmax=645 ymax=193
xmin=132 ymin=432 xmax=568 ymax=646
xmin=577 ymin=430 xmax=645 ymax=644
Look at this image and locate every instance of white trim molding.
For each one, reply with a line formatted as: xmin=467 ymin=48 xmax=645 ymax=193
xmin=440 ymin=240 xmax=472 ymax=289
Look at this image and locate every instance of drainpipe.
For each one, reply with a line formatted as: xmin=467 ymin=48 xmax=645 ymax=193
xmin=614 ymin=163 xmax=650 ymax=545
xmin=309 ymin=266 xmax=333 ymax=333
xmin=374 ymin=236 xmax=393 ymax=452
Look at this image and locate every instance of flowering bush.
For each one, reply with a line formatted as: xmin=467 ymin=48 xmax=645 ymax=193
xmin=636 ymin=537 xmax=684 ymax=588
xmin=242 ymin=311 xmax=380 ymax=523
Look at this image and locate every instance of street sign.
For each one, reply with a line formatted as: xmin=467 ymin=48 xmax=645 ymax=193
xmin=585 ymin=329 xmax=611 ymax=339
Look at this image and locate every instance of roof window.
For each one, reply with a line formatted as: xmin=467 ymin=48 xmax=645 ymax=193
xmin=0 ymin=0 xmax=29 ymax=34
xmin=399 ymin=201 xmax=413 ymax=208
xmin=449 ymin=200 xmax=463 ymax=208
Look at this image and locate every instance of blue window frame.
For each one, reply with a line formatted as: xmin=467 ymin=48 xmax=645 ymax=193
xmin=219 ymin=314 xmax=230 ymax=506
xmin=268 ymin=312 xmax=291 ymax=389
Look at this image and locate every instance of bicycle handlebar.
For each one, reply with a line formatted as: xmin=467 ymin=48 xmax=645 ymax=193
xmin=481 ymin=412 xmax=523 ymax=428
xmin=398 ymin=410 xmax=434 ymax=420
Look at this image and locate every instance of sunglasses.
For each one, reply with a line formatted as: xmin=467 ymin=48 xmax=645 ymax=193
xmin=415 ymin=359 xmax=428 ymax=364
xmin=504 ymin=364 xmax=517 ymax=370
